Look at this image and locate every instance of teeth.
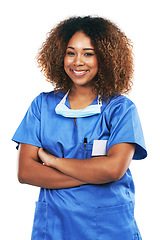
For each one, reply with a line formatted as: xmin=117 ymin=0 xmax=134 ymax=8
xmin=72 ymin=70 xmax=87 ymax=75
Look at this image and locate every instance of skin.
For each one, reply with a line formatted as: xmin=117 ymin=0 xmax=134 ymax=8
xmin=18 ymin=31 xmax=135 ymax=189
xmin=18 ymin=144 xmax=86 ymax=189
xmin=64 ymin=31 xmax=98 ymax=109
xmin=64 ymin=32 xmax=98 ymax=90
xmin=38 ymin=143 xmax=135 ymax=184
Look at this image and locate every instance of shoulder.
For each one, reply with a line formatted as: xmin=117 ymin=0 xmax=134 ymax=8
xmin=108 ymin=95 xmax=135 ymax=109
xmin=41 ymin=90 xmax=64 ymax=98
xmin=42 ymin=90 xmax=64 ymax=101
xmin=32 ymin=90 xmax=65 ymax=108
xmin=104 ymin=95 xmax=135 ymax=112
xmin=105 ymin=95 xmax=136 ymax=115
xmin=103 ymin=95 xmax=137 ymax=123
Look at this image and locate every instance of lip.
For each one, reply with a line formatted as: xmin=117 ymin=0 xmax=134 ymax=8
xmin=70 ymin=69 xmax=89 ymax=77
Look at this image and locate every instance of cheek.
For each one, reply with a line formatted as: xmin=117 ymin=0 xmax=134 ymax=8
xmin=64 ymin=56 xmax=73 ymax=68
xmin=87 ymin=58 xmax=98 ymax=69
xmin=64 ymin=57 xmax=72 ymax=77
xmin=64 ymin=57 xmax=70 ymax=75
xmin=94 ymin=59 xmax=99 ymax=74
xmin=64 ymin=56 xmax=68 ymax=68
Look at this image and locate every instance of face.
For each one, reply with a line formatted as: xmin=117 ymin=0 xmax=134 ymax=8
xmin=64 ymin=32 xmax=98 ymax=88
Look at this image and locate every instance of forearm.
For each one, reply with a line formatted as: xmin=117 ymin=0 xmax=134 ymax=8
xmin=18 ymin=159 xmax=86 ymax=189
xmin=53 ymin=156 xmax=115 ymax=184
xmin=39 ymin=149 xmax=116 ymax=184
xmin=38 ymin=143 xmax=135 ymax=185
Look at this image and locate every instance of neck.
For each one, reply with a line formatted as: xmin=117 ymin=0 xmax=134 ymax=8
xmin=70 ymin=85 xmax=97 ymax=99
xmin=68 ymin=85 xmax=98 ymax=110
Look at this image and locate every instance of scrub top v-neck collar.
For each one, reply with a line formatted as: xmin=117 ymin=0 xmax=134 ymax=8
xmin=65 ymin=94 xmax=99 ymax=110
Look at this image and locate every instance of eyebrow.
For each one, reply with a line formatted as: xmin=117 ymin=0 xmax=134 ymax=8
xmin=67 ymin=47 xmax=95 ymax=51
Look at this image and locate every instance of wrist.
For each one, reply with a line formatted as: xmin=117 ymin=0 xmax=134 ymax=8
xmin=50 ymin=156 xmax=59 ymax=168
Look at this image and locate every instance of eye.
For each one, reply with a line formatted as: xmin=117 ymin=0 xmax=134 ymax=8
xmin=84 ymin=52 xmax=94 ymax=57
xmin=66 ymin=51 xmax=75 ymax=56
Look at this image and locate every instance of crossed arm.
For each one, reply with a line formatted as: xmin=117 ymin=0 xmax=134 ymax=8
xmin=18 ymin=143 xmax=135 ymax=189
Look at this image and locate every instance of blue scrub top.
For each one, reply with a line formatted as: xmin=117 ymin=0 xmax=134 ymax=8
xmin=12 ymin=91 xmax=147 ymax=240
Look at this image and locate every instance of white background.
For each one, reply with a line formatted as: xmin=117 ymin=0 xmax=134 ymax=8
xmin=1 ymin=0 xmax=159 ymax=239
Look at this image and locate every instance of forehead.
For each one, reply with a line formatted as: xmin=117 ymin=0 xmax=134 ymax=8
xmin=67 ymin=32 xmax=94 ymax=49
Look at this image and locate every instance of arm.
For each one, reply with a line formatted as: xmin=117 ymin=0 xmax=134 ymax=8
xmin=38 ymin=143 xmax=135 ymax=184
xmin=17 ymin=143 xmax=86 ymax=189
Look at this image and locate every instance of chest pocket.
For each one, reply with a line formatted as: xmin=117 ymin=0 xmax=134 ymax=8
xmin=80 ymin=139 xmax=108 ymax=159
xmin=83 ymin=143 xmax=93 ymax=159
xmin=92 ymin=140 xmax=108 ymax=156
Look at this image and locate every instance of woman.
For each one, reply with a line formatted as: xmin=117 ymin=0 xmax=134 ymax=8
xmin=12 ymin=16 xmax=147 ymax=240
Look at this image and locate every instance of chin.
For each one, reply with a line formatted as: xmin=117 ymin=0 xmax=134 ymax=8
xmin=71 ymin=77 xmax=95 ymax=86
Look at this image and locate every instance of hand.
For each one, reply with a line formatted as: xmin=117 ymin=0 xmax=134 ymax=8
xmin=38 ymin=148 xmax=57 ymax=168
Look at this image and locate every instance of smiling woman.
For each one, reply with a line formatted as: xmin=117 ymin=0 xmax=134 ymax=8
xmin=64 ymin=32 xmax=98 ymax=89
xmin=37 ymin=16 xmax=134 ymax=98
xmin=12 ymin=16 xmax=147 ymax=240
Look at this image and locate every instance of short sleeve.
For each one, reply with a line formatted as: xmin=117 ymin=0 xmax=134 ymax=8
xmin=12 ymin=93 xmax=43 ymax=149
xmin=106 ymin=96 xmax=147 ymax=160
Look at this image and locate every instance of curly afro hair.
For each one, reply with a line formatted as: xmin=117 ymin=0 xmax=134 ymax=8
xmin=37 ymin=16 xmax=134 ymax=99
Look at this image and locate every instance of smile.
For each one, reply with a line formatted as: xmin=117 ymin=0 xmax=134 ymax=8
xmin=71 ymin=69 xmax=89 ymax=76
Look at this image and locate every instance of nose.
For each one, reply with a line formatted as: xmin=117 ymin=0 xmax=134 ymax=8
xmin=73 ymin=54 xmax=84 ymax=66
